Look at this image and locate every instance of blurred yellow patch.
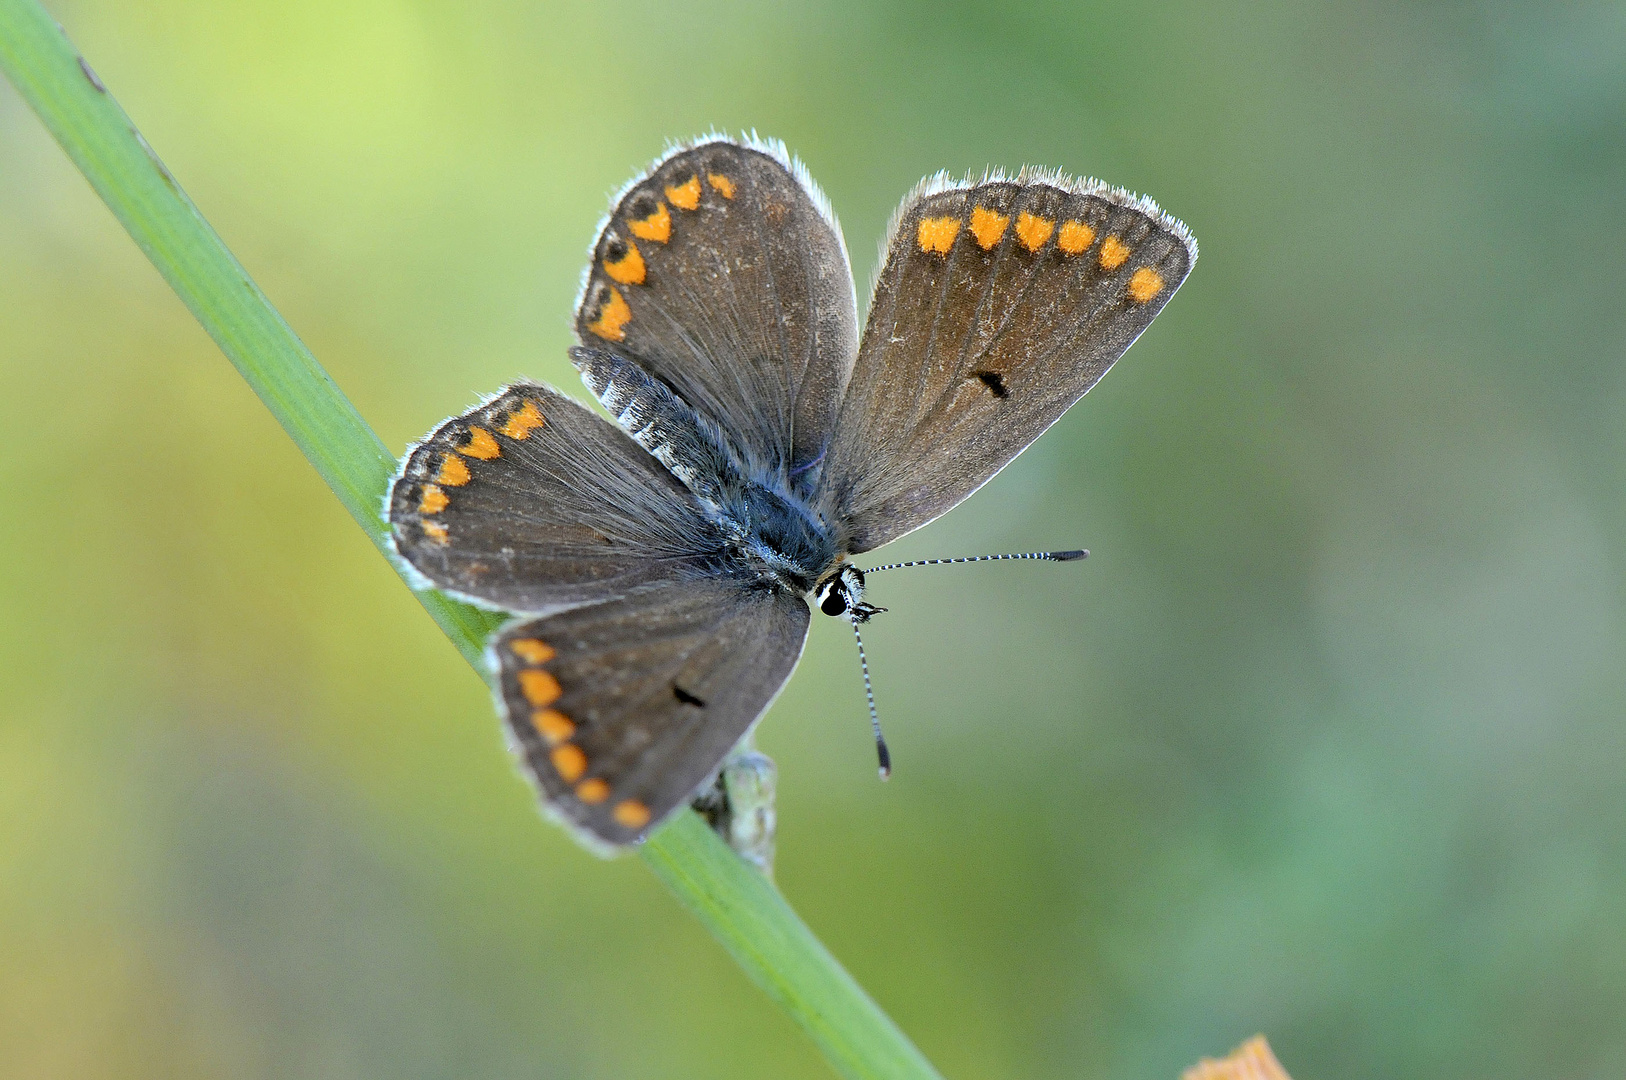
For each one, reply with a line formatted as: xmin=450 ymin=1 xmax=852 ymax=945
xmin=1183 ymin=1036 xmax=1291 ymax=1080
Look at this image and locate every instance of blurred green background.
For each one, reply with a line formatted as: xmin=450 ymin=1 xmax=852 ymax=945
xmin=3 ymin=1 xmax=1625 ymax=1077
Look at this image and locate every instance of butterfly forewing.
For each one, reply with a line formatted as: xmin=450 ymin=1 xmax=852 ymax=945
xmin=817 ymin=175 xmax=1196 ymax=552
xmin=575 ymin=139 xmax=859 ymax=480
xmin=388 ymin=384 xmax=727 ymax=614
xmin=494 ymin=580 xmax=810 ymax=847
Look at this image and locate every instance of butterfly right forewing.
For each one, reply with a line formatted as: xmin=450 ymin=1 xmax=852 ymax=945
xmin=817 ymin=173 xmax=1196 ymax=553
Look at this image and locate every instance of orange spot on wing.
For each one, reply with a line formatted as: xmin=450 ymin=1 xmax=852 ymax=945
xmin=576 ymin=778 xmax=610 ymax=804
xmin=1057 ymin=219 xmax=1095 ymax=254
xmin=587 ymin=287 xmax=631 ymax=342
xmin=1014 ymin=212 xmax=1054 ymax=252
xmin=459 ymin=427 xmax=501 ymax=459
xmin=613 ymin=799 xmax=651 ymax=829
xmin=665 ymin=175 xmax=701 ymax=210
xmin=551 ymin=744 xmax=587 ymax=783
xmin=519 ymin=669 xmax=562 ymax=706
xmin=917 ymin=216 xmax=961 ymax=255
xmin=435 ymin=454 xmax=471 ymax=486
xmin=969 ymin=206 xmax=1010 ymax=249
xmin=533 ymin=708 xmax=575 ymax=745
xmin=417 ymin=484 xmax=449 ymax=514
xmin=603 ymin=240 xmax=646 ymax=285
xmin=706 ymin=173 xmax=736 ymax=199
xmin=1127 ymin=266 xmax=1165 ymax=302
xmin=500 ymin=400 xmax=545 ymax=440
xmin=628 ymin=202 xmax=671 ymax=243
xmin=509 ymin=638 xmax=556 ymax=664
xmin=1099 ymin=235 xmax=1131 ymax=270
xmin=421 ymin=520 xmax=448 ymax=543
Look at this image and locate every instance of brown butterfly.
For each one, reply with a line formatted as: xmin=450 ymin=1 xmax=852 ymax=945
xmin=388 ymin=136 xmax=1195 ymax=850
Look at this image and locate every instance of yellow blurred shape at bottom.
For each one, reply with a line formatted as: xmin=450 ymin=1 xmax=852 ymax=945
xmin=1182 ymin=1036 xmax=1291 ymax=1080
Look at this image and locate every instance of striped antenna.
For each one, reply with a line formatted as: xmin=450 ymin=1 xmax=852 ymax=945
xmin=841 ymin=549 xmax=1084 ymax=780
xmin=849 ymin=615 xmax=890 ymax=780
xmin=861 ymin=550 xmax=1086 ymax=574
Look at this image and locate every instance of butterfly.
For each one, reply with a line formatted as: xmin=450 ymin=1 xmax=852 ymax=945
xmin=387 ymin=136 xmax=1194 ymax=850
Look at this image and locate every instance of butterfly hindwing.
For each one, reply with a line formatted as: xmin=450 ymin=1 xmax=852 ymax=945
xmin=494 ymin=579 xmax=811 ymax=848
xmin=575 ymin=138 xmax=859 ymax=481
xmin=388 ymin=383 xmax=726 ymax=614
xmin=817 ymin=174 xmax=1196 ymax=552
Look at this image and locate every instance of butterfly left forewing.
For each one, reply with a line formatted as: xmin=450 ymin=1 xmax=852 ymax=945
xmin=493 ymin=577 xmax=810 ymax=849
xmin=817 ymin=173 xmax=1196 ymax=553
xmin=575 ymin=138 xmax=858 ymax=481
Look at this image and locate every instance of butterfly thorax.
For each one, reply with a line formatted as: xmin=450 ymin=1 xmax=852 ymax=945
xmin=730 ymin=482 xmax=845 ymax=593
xmin=574 ymin=346 xmax=844 ymax=594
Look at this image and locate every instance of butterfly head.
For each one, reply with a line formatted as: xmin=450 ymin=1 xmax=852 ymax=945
xmin=814 ymin=564 xmax=887 ymax=623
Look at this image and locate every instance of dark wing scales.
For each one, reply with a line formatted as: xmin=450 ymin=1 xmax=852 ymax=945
xmin=493 ymin=579 xmax=810 ymax=848
xmin=388 ymin=383 xmax=726 ymax=614
xmin=817 ymin=173 xmax=1196 ymax=552
xmin=574 ymin=137 xmax=858 ymax=481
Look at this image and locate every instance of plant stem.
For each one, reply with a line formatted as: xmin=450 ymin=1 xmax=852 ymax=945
xmin=0 ymin=3 xmax=941 ymax=1078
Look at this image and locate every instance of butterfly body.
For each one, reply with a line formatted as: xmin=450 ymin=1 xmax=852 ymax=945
xmin=388 ymin=136 xmax=1195 ymax=850
xmin=574 ymin=344 xmax=844 ymax=596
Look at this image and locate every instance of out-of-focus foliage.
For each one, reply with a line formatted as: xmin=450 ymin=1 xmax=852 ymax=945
xmin=3 ymin=2 xmax=1624 ymax=1077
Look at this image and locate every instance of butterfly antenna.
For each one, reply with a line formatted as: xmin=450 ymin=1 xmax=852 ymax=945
xmin=862 ymin=550 xmax=1087 ymax=573
xmin=849 ymin=615 xmax=891 ymax=780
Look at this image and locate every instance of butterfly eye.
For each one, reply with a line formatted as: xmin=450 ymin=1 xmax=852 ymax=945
xmin=815 ymin=578 xmax=848 ymax=616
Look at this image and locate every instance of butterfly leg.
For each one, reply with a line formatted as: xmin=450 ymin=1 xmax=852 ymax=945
xmin=692 ymin=735 xmax=778 ymax=877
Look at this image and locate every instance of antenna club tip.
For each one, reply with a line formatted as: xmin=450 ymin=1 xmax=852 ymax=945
xmin=1052 ymin=549 xmax=1088 ymax=561
xmin=878 ymin=765 xmax=891 ymax=781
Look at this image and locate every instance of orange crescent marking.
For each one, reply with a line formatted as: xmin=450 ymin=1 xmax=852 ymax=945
xmin=1014 ymin=212 xmax=1054 ymax=252
xmin=603 ymin=240 xmax=646 ymax=285
xmin=587 ymin=287 xmax=631 ymax=342
xmin=417 ymin=485 xmax=449 ymax=514
xmin=969 ymin=206 xmax=1010 ymax=249
xmin=917 ymin=216 xmax=960 ymax=255
xmin=435 ymin=454 xmax=471 ymax=486
xmin=551 ymin=744 xmax=588 ymax=783
xmin=1057 ymin=219 xmax=1095 ymax=255
xmin=509 ymin=638 xmax=556 ymax=664
xmin=500 ymin=401 xmax=545 ymax=439
xmin=519 ymin=669 xmax=562 ymax=706
xmin=1127 ymin=266 xmax=1165 ymax=303
xmin=459 ymin=427 xmax=501 ymax=460
xmin=1099 ymin=235 xmax=1131 ymax=270
xmin=665 ymin=175 xmax=701 ymax=210
xmin=628 ymin=202 xmax=671 ymax=243
xmin=576 ymin=778 xmax=611 ymax=804
xmin=532 ymin=709 xmax=575 ymax=745
xmin=613 ymin=800 xmax=652 ymax=829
